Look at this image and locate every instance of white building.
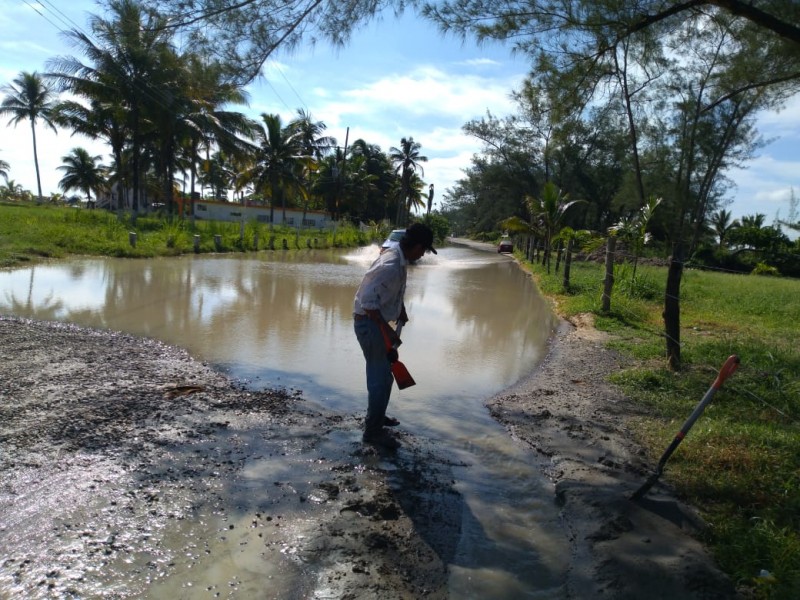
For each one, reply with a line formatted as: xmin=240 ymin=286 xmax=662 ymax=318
xmin=192 ymin=200 xmax=332 ymax=228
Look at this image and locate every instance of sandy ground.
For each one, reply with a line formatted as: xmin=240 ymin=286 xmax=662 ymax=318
xmin=0 ymin=244 xmax=740 ymax=599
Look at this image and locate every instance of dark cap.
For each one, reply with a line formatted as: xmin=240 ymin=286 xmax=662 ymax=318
xmin=404 ymin=223 xmax=437 ymax=254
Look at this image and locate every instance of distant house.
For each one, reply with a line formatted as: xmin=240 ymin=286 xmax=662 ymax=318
xmin=94 ymin=188 xmax=332 ymax=228
xmin=94 ymin=184 xmax=154 ymax=212
xmin=191 ymin=199 xmax=332 ymax=229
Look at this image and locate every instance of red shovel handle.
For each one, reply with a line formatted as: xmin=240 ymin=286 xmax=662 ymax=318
xmin=631 ymin=354 xmax=741 ymax=501
xmin=378 ymin=322 xmax=395 ymax=352
xmin=713 ymin=355 xmax=740 ymax=390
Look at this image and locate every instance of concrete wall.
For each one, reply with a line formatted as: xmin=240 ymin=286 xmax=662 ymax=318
xmin=193 ymin=200 xmax=332 ymax=228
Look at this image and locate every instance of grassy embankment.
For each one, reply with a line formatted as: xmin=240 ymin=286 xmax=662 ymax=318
xmin=525 ymin=253 xmax=799 ymax=599
xmin=0 ymin=202 xmax=378 ymax=268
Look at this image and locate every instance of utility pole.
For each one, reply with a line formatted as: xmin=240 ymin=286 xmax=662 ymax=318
xmin=334 ymin=127 xmax=349 ymax=220
xmin=333 ymin=127 xmax=349 ymax=243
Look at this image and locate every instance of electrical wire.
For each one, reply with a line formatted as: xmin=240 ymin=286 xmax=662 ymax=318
xmin=272 ymin=60 xmax=307 ymax=111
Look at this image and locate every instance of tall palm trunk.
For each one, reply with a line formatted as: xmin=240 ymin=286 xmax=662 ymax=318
xmin=190 ymin=138 xmax=198 ymax=225
xmin=30 ymin=120 xmax=43 ymax=203
xmin=269 ymin=178 xmax=277 ymax=225
xmin=131 ymin=108 xmax=142 ymax=219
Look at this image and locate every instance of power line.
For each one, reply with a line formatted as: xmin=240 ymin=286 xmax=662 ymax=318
xmin=18 ymin=0 xmax=68 ymax=36
xmin=261 ymin=77 xmax=293 ymax=113
xmin=38 ymin=0 xmax=87 ymax=35
xmin=271 ymin=60 xmax=307 ymax=111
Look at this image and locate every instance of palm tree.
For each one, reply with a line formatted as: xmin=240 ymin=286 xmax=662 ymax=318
xmin=288 ymin=109 xmax=336 ymax=161
xmin=556 ymin=226 xmax=593 ymax=290
xmin=0 ymin=71 xmax=58 ymax=203
xmin=48 ymin=0 xmax=175 ymax=215
xmin=0 ymin=157 xmax=9 ymax=182
xmin=181 ymin=55 xmax=257 ymax=219
xmin=145 ymin=51 xmax=258 ymax=217
xmin=57 ymin=147 xmax=107 ymax=206
xmin=312 ymin=154 xmax=343 ymax=219
xmin=739 ymin=213 xmax=766 ymax=229
xmin=0 ymin=179 xmax=25 ymax=201
xmin=405 ymin=172 xmax=428 ymax=216
xmin=52 ymin=98 xmax=128 ymax=210
xmin=341 ymin=154 xmax=378 ymax=220
xmin=608 ymin=196 xmax=662 ymax=278
xmin=199 ymin=150 xmax=234 ymax=200
xmin=287 ymin=108 xmax=336 ymax=224
xmin=709 ymin=208 xmax=736 ymax=249
xmin=350 ymin=138 xmax=395 ymax=221
xmin=527 ymin=181 xmax=583 ymax=274
xmin=242 ymin=113 xmax=307 ymax=225
xmin=389 ymin=137 xmax=427 ymax=227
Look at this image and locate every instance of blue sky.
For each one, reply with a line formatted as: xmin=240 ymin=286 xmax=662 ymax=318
xmin=1 ymin=1 xmax=798 ymax=223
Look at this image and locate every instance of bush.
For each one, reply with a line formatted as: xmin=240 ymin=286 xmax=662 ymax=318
xmin=614 ymin=263 xmax=663 ymax=300
xmin=751 ymin=262 xmax=781 ymax=277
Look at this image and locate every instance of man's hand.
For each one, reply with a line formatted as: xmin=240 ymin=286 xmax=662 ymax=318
xmin=386 ymin=328 xmax=401 ymax=348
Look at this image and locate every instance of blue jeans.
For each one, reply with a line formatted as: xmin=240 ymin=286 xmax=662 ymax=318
xmin=354 ymin=318 xmax=393 ymax=436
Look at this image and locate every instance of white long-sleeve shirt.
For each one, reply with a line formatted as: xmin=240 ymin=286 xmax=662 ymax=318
xmin=353 ymin=246 xmax=408 ymax=321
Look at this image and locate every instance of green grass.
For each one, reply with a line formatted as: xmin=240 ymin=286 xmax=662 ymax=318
xmin=523 ymin=254 xmax=800 ymax=599
xmin=0 ymin=202 xmax=381 ymax=267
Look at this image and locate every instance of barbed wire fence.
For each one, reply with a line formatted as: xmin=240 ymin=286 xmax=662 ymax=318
xmin=514 ymin=234 xmax=800 ymax=427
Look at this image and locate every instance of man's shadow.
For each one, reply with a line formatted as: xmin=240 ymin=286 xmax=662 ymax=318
xmin=374 ymin=438 xmax=563 ymax=592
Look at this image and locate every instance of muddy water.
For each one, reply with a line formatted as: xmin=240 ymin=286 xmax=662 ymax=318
xmin=0 ymin=243 xmax=568 ymax=597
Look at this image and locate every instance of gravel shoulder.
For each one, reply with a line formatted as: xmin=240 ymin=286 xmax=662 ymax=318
xmin=488 ymin=316 xmax=737 ymax=598
xmin=0 ymin=244 xmax=739 ymax=599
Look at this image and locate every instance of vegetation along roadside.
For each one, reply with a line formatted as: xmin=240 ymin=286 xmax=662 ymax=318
xmin=0 ymin=202 xmax=392 ymax=268
xmin=519 ymin=246 xmax=799 ymax=599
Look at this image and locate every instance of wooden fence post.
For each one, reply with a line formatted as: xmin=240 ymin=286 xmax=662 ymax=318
xmin=602 ymin=236 xmax=616 ymax=312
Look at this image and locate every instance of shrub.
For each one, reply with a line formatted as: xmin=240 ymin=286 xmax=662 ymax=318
xmin=751 ymin=262 xmax=781 ymax=277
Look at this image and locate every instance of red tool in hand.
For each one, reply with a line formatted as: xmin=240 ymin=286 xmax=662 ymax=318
xmin=380 ymin=321 xmax=416 ymax=390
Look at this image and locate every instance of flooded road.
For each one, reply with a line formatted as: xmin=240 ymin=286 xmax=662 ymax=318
xmin=0 ymin=242 xmax=568 ymax=597
xmin=0 ymin=244 xmax=553 ymax=417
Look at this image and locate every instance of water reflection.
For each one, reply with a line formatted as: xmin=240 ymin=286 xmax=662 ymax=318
xmin=0 ymin=244 xmax=566 ymax=596
xmin=0 ymin=246 xmax=555 ymax=419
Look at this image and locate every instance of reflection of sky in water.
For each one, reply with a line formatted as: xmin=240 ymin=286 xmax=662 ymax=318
xmin=0 ymin=247 xmax=555 ymax=429
xmin=3 ymin=264 xmax=107 ymax=314
xmin=196 ymin=286 xmax=239 ymax=320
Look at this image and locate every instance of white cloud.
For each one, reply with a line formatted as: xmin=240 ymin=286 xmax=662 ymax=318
xmin=459 ymin=58 xmax=502 ymax=67
xmin=754 ymin=95 xmax=800 ymax=135
xmin=242 ymin=58 xmax=522 ymax=197
xmin=727 ymin=152 xmax=800 ymax=219
xmin=341 ymin=66 xmax=519 ymax=122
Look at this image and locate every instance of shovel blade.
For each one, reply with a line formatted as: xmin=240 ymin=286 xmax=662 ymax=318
xmin=392 ymin=360 xmax=416 ymax=389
